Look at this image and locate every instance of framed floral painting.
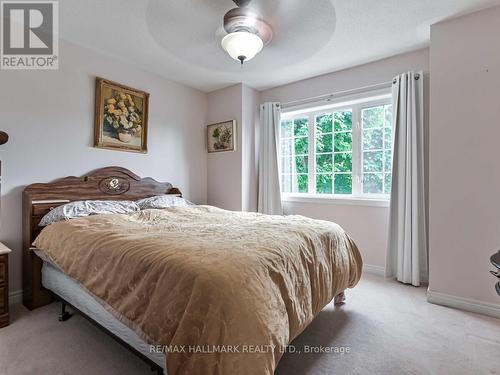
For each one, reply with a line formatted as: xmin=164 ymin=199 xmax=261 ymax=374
xmin=207 ymin=120 xmax=236 ymax=153
xmin=94 ymin=77 xmax=149 ymax=153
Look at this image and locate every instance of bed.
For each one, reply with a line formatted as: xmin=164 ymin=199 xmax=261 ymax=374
xmin=38 ymin=258 xmax=166 ymax=369
xmin=23 ymin=167 xmax=362 ymax=375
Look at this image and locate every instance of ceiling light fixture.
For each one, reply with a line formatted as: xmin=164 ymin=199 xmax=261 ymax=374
xmin=221 ymin=4 xmax=273 ymax=66
xmin=221 ymin=31 xmax=263 ymax=65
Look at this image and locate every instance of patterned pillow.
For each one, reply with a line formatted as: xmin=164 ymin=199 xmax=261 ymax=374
xmin=39 ymin=200 xmax=140 ymax=226
xmin=136 ymin=195 xmax=191 ymax=210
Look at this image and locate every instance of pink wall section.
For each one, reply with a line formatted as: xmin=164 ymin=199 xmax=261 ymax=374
xmin=283 ymin=202 xmax=389 ymax=270
xmin=429 ymin=6 xmax=500 ymax=307
xmin=206 ymin=84 xmax=261 ymax=212
xmin=206 ymin=84 xmax=244 ymax=211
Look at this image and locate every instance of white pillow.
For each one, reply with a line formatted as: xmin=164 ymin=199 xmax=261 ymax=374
xmin=39 ymin=200 xmax=140 ymax=226
xmin=136 ymin=195 xmax=190 ymax=210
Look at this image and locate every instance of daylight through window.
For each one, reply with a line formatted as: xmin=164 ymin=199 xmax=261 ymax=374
xmin=280 ymin=95 xmax=393 ymax=199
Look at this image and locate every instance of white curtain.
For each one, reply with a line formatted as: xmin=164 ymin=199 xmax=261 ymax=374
xmin=386 ymin=71 xmax=427 ymax=286
xmin=258 ymin=102 xmax=283 ymax=215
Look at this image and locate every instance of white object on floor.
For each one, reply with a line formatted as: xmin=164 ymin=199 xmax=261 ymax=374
xmin=41 ymin=262 xmax=165 ymax=369
xmin=386 ymin=71 xmax=428 ymax=286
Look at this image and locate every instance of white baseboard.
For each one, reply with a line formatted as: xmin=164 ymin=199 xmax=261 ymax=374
xmin=9 ymin=290 xmax=23 ymax=305
xmin=363 ymin=264 xmax=385 ymax=276
xmin=427 ymin=289 xmax=500 ymax=319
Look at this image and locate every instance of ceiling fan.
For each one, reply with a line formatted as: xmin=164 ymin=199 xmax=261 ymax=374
xmin=221 ymin=0 xmax=273 ymax=65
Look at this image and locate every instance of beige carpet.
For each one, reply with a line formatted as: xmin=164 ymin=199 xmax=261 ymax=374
xmin=1 ymin=274 xmax=498 ymax=375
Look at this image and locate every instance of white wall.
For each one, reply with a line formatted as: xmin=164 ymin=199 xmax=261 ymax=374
xmin=260 ymin=49 xmax=430 ymax=270
xmin=0 ymin=40 xmax=208 ymax=294
xmin=429 ymin=6 xmax=500 ymax=309
xmin=282 ymin=202 xmax=389 ymax=270
xmin=206 ymin=83 xmax=260 ymax=212
xmin=206 ymin=84 xmax=243 ymax=211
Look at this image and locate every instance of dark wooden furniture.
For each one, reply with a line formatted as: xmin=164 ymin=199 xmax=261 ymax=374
xmin=0 ymin=131 xmax=8 ymax=145
xmin=0 ymin=243 xmax=11 ymax=328
xmin=22 ymin=166 xmax=181 ymax=310
xmin=490 ymin=251 xmax=500 ymax=296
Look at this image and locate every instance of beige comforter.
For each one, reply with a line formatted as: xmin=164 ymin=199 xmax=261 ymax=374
xmin=34 ymin=205 xmax=362 ymax=375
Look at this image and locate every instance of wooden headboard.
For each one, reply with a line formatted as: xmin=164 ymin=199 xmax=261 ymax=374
xmin=22 ymin=166 xmax=181 ymax=310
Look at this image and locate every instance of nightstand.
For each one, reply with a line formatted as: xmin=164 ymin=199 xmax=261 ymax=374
xmin=0 ymin=242 xmax=11 ymax=328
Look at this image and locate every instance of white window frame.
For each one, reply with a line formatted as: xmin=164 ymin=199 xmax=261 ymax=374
xmin=280 ymin=90 xmax=392 ymax=206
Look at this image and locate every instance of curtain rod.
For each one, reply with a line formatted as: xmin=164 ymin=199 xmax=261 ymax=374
xmin=281 ymin=81 xmax=392 ymax=109
xmin=281 ymin=73 xmax=421 ymax=110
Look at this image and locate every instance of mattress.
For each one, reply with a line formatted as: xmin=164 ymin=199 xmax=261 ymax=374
xmin=40 ymin=258 xmax=165 ymax=370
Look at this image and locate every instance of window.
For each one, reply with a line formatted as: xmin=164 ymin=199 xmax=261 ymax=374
xmin=280 ymin=117 xmax=309 ymax=193
xmin=280 ymin=94 xmax=393 ymax=200
xmin=361 ymin=105 xmax=393 ymax=195
xmin=315 ymin=110 xmax=353 ymax=194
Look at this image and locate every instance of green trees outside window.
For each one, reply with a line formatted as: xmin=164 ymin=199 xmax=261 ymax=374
xmin=280 ymin=118 xmax=309 ymax=193
xmin=362 ymin=104 xmax=393 ymax=195
xmin=315 ymin=111 xmax=353 ymax=194
xmin=280 ymin=99 xmax=393 ymax=198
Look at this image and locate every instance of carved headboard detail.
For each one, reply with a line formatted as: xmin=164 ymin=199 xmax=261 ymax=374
xmin=22 ymin=166 xmax=181 ymax=310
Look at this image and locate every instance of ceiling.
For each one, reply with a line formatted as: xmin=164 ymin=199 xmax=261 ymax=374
xmin=60 ymin=0 xmax=500 ymax=92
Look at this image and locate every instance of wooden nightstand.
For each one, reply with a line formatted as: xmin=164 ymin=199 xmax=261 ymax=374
xmin=0 ymin=242 xmax=11 ymax=328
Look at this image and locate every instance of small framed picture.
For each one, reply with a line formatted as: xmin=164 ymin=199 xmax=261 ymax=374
xmin=207 ymin=120 xmax=236 ymax=153
xmin=94 ymin=77 xmax=149 ymax=153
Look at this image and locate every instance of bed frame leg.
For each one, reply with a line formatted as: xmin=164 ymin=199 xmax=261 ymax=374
xmin=334 ymin=291 xmax=346 ymax=306
xmin=59 ymin=302 xmax=73 ymax=322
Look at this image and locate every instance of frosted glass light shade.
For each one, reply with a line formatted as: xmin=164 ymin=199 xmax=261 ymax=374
xmin=221 ymin=31 xmax=264 ymax=63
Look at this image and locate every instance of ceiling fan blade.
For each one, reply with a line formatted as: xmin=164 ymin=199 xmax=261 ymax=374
xmin=232 ymin=0 xmax=252 ymax=7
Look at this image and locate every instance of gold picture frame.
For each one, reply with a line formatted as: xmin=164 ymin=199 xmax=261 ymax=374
xmin=207 ymin=120 xmax=236 ymax=153
xmin=94 ymin=77 xmax=149 ymax=153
